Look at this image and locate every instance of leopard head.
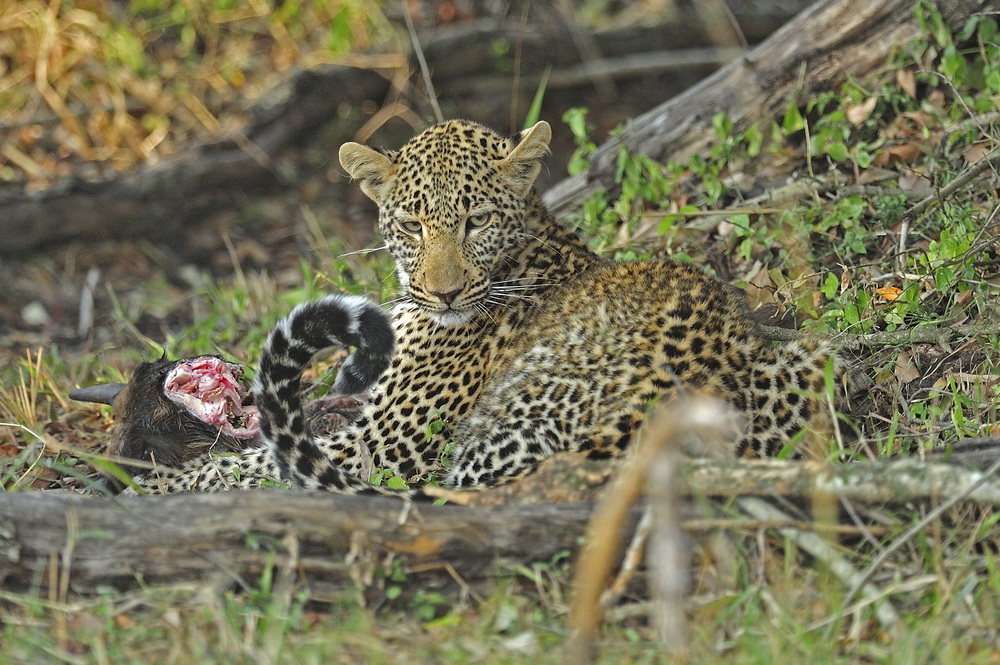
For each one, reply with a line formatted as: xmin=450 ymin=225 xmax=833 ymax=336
xmin=339 ymin=120 xmax=551 ymax=327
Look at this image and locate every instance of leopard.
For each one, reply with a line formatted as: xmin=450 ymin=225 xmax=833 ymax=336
xmin=112 ymin=119 xmax=838 ymax=496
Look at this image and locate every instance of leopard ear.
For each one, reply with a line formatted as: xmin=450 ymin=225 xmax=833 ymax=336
xmin=500 ymin=121 xmax=551 ymax=196
xmin=339 ymin=142 xmax=397 ymax=205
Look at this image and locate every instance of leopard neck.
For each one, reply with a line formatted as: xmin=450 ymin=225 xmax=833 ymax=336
xmin=500 ymin=190 xmax=598 ymax=287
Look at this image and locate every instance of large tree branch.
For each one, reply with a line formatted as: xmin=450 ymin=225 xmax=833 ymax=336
xmin=542 ymin=0 xmax=983 ymax=217
xmin=0 ymin=66 xmax=394 ymax=256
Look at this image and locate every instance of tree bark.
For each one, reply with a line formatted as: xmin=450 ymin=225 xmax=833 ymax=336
xmin=542 ymin=0 xmax=985 ymax=217
xmin=0 ymin=491 xmax=619 ymax=599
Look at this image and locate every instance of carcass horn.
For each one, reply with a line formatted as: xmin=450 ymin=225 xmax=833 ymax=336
xmin=69 ymin=383 xmax=127 ymax=406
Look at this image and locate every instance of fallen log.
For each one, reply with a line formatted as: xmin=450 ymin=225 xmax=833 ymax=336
xmin=1 ymin=455 xmax=997 ymax=599
xmin=0 ymin=491 xmax=618 ymax=601
xmin=0 ymin=65 xmax=394 ymax=256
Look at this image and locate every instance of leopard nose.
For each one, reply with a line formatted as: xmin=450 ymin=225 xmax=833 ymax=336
xmin=430 ymin=287 xmax=463 ymax=304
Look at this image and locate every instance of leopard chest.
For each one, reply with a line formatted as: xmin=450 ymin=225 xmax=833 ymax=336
xmin=362 ymin=307 xmax=503 ymax=475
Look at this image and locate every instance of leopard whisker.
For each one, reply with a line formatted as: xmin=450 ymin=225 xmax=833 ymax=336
xmin=519 ymin=232 xmax=570 ymax=264
xmin=490 ymin=281 xmax=536 ymax=289
xmin=336 ymin=244 xmax=388 ymax=259
xmin=492 ymin=273 xmax=552 ymax=284
xmin=490 ymin=282 xmax=553 ymax=292
xmin=475 ymin=301 xmax=499 ymax=326
xmin=486 ymin=291 xmax=537 ymax=304
xmin=382 ymin=296 xmax=410 ymax=309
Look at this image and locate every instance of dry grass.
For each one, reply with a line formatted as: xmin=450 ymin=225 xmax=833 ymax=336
xmin=0 ymin=0 xmax=396 ymax=190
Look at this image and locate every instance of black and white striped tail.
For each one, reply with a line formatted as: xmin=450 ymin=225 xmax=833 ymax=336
xmin=252 ymin=294 xmax=401 ymax=494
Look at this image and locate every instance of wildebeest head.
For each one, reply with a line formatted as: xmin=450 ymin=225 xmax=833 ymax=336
xmin=71 ymin=356 xmax=261 ymax=474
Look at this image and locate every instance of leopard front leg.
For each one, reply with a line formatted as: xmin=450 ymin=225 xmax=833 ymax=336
xmin=121 ymin=448 xmax=282 ymax=495
xmin=445 ymin=416 xmax=568 ymax=487
xmin=444 ymin=399 xmax=645 ymax=487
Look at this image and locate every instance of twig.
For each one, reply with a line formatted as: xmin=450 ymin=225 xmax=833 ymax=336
xmin=682 ymin=457 xmax=1000 ymax=508
xmin=401 ymin=0 xmax=442 ymax=123
xmin=680 ymin=517 xmax=889 ymax=535
xmin=553 ymin=0 xmax=615 ymax=99
xmin=647 ymin=421 xmax=690 ymax=652
xmin=695 ymin=0 xmax=749 ymax=51
xmin=567 ymin=398 xmax=734 ymax=663
xmin=599 ymin=507 xmax=652 ymax=610
xmin=757 ymin=322 xmax=998 ymax=349
xmin=807 ymin=574 xmax=938 ymax=634
xmin=843 ymin=453 xmax=1000 ymax=603
xmin=509 ymin=0 xmax=532 ymax=132
xmin=77 ymin=267 xmax=99 ymax=339
xmin=737 ymin=496 xmax=900 ymax=629
xmin=543 ymin=47 xmax=745 ymax=91
xmin=901 ymin=149 xmax=1000 ymax=222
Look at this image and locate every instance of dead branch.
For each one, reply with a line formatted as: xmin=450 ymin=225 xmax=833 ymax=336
xmin=684 ymin=456 xmax=1000 ymax=508
xmin=0 ymin=65 xmax=395 ymax=256
xmin=0 ymin=491 xmax=616 ymax=600
xmin=416 ymin=4 xmax=811 ymax=97
xmin=758 ymin=323 xmax=1000 ymax=349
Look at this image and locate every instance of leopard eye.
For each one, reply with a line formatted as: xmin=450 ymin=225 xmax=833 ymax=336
xmin=397 ymin=219 xmax=422 ymax=236
xmin=466 ymin=211 xmax=493 ymax=231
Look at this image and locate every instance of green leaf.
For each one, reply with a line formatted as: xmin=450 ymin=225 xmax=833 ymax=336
xmin=844 ymin=303 xmax=861 ymax=326
xmin=523 ymin=65 xmax=551 ymax=129
xmin=957 ymin=15 xmax=980 ymax=41
xmin=327 ymin=6 xmax=356 ymax=54
xmin=926 ymin=3 xmax=953 ymax=48
xmin=826 ymin=141 xmax=849 ymax=162
xmin=425 ymin=417 xmax=444 ymax=442
xmin=851 ymin=145 xmax=875 ymax=169
xmin=744 ymin=124 xmax=763 ymax=157
xmin=821 ymin=272 xmax=840 ymax=299
xmin=985 ymin=67 xmax=1000 ymax=94
xmin=782 ymin=99 xmax=805 ymax=134
xmin=562 ymin=107 xmax=589 ymax=142
xmin=712 ymin=111 xmax=733 ymax=139
xmin=386 ymin=475 xmax=409 ymax=490
xmin=940 ymin=45 xmax=967 ymax=85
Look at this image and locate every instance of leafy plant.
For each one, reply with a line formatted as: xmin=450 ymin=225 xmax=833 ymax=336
xmin=370 ymin=467 xmax=409 ymax=490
